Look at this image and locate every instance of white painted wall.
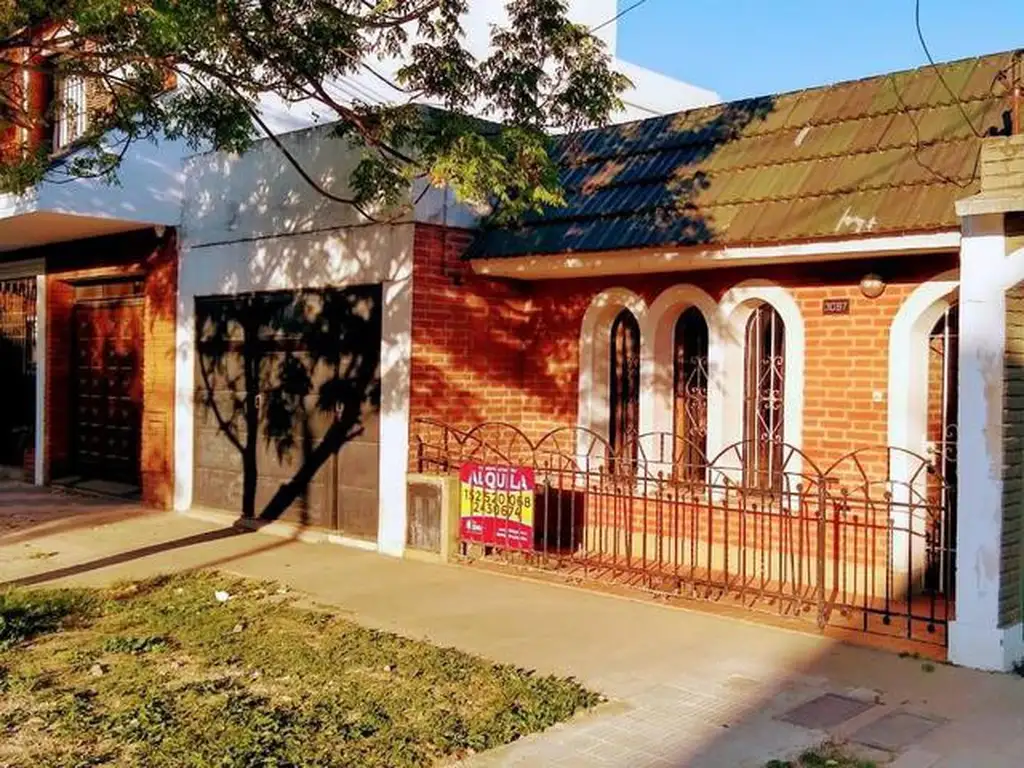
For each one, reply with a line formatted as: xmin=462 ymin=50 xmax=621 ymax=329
xmin=0 ymin=131 xmax=188 ymax=228
xmin=177 ymin=128 xmax=416 ymax=556
xmin=948 ymin=212 xmax=1024 ymax=671
xmin=615 ymin=60 xmax=719 ymax=121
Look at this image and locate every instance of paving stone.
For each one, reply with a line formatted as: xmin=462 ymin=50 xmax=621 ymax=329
xmin=852 ymin=711 xmax=947 ymax=752
xmin=778 ymin=693 xmax=877 ymax=730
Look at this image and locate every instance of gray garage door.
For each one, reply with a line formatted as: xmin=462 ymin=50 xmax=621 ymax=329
xmin=193 ymin=286 xmax=381 ymax=539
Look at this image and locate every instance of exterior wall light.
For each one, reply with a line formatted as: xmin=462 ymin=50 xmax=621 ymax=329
xmin=860 ymin=273 xmax=886 ymax=299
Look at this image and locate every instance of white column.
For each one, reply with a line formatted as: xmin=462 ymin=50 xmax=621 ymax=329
xmin=949 ymin=212 xmax=1024 ymax=670
xmin=376 ymin=276 xmax=413 ymax=556
xmin=172 ymin=272 xmax=196 ymax=512
xmin=33 ymin=274 xmax=46 ymax=486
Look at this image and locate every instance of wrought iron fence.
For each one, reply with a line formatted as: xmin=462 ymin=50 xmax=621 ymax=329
xmin=413 ymin=420 xmax=955 ymax=648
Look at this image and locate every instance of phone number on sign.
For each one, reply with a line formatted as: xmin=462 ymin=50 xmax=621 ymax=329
xmin=462 ymin=487 xmax=533 ymax=516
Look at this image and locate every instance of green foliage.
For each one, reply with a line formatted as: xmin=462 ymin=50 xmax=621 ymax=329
xmin=0 ymin=0 xmax=630 ymax=221
xmin=0 ymin=573 xmax=600 ymax=767
xmin=0 ymin=588 xmax=94 ymax=650
xmin=766 ymin=743 xmax=877 ymax=768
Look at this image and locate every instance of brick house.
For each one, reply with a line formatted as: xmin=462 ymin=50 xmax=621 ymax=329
xmin=0 ymin=24 xmax=183 ymax=506
xmin=4 ymin=39 xmax=1024 ymax=673
xmin=400 ymin=49 xmax=1024 ymax=672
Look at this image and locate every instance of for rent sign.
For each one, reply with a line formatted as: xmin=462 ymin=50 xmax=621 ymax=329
xmin=459 ymin=463 xmax=536 ymax=551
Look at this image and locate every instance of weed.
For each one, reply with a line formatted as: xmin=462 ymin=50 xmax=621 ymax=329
xmin=103 ymin=635 xmax=171 ymax=655
xmin=767 ymin=742 xmax=876 ymax=768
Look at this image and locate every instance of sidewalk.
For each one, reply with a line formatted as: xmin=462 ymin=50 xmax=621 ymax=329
xmin=1 ymin=482 xmax=1022 ymax=767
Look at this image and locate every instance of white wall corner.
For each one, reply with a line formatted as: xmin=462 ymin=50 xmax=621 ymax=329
xmin=952 ymin=211 xmax=1010 ymax=670
xmin=377 ymin=276 xmax=413 ymax=557
xmin=33 ymin=273 xmax=47 ymax=486
xmin=172 ymin=251 xmax=197 ymax=512
xmin=949 ymin=622 xmax=1024 ymax=672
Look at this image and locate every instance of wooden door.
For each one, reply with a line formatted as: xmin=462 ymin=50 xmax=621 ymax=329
xmin=72 ymin=298 xmax=143 ymax=483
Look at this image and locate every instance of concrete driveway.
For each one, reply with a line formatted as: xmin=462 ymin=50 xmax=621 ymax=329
xmin=1 ymin=482 xmax=1022 ymax=767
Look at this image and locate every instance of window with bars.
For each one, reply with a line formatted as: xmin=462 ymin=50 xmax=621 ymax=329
xmin=743 ymin=303 xmax=785 ymax=490
xmin=53 ymin=69 xmax=88 ymax=150
xmin=609 ymin=308 xmax=640 ymax=467
xmin=673 ymin=307 xmax=709 ymax=478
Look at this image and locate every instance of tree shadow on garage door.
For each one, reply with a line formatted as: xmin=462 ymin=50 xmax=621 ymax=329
xmin=193 ymin=285 xmax=382 ymax=537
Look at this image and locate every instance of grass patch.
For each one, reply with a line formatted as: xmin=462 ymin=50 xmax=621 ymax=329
xmin=0 ymin=573 xmax=600 ymax=767
xmin=0 ymin=588 xmax=94 ymax=650
xmin=767 ymin=742 xmax=877 ymax=768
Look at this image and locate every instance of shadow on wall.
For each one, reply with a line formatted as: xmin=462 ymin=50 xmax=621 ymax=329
xmin=194 ymin=287 xmax=382 ymax=530
xmin=181 ymin=121 xmax=423 ymax=536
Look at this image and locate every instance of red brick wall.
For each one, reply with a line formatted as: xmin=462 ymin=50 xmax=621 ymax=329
xmin=409 ymin=223 xmax=957 ymax=472
xmin=140 ymin=232 xmax=178 ymax=508
xmin=40 ymin=228 xmax=177 ymax=508
xmin=410 ymin=224 xmax=534 ymax=427
xmin=44 ymin=276 xmax=75 ymax=477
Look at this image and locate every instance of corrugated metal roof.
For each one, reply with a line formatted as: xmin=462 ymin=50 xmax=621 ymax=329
xmin=474 ymin=50 xmax=1018 ymax=260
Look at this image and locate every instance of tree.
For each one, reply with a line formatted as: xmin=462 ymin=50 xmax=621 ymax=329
xmin=0 ymin=0 xmax=630 ymax=221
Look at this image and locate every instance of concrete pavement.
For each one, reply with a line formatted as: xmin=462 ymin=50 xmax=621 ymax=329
xmin=1 ymin=482 xmax=1022 ymax=767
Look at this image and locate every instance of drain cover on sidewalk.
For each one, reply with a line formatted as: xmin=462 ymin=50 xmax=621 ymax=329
xmin=851 ymin=711 xmax=945 ymax=751
xmin=778 ymin=694 xmax=876 ymax=730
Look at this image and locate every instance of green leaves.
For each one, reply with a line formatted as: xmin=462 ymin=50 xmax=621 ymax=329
xmin=1 ymin=0 xmax=627 ymax=222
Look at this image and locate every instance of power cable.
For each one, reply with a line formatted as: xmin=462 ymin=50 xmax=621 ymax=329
xmin=914 ymin=0 xmax=982 ymax=137
xmin=592 ymin=0 xmax=654 ymax=34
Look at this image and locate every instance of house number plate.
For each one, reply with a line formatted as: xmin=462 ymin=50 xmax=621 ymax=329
xmin=822 ymin=298 xmax=850 ymax=315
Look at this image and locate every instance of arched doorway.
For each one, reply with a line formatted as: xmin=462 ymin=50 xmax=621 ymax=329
xmin=925 ymin=304 xmax=958 ymax=592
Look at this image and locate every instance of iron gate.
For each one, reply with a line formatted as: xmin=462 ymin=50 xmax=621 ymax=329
xmin=413 ymin=420 xmax=955 ymax=648
xmin=0 ymin=278 xmax=37 ymax=468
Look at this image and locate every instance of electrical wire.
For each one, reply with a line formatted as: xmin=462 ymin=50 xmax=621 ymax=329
xmin=915 ymin=0 xmax=982 ymax=137
xmin=591 ymin=0 xmax=654 ymax=34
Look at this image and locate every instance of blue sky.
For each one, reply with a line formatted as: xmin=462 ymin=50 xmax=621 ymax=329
xmin=616 ymin=0 xmax=1024 ymax=101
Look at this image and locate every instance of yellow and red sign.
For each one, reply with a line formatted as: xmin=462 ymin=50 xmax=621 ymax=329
xmin=459 ymin=463 xmax=535 ymax=550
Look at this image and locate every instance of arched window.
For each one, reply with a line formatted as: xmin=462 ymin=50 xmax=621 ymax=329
xmin=673 ymin=307 xmax=709 ymax=476
xmin=609 ymin=309 xmax=640 ymax=464
xmin=744 ymin=304 xmax=785 ymax=489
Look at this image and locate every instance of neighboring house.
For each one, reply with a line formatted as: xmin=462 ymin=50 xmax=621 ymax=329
xmin=2 ymin=35 xmax=1024 ymax=677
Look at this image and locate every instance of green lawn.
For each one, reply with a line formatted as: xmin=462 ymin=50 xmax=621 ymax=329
xmin=0 ymin=573 xmax=600 ymax=767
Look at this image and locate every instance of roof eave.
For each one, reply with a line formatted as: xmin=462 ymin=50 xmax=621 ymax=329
xmin=471 ymin=229 xmax=962 ymax=280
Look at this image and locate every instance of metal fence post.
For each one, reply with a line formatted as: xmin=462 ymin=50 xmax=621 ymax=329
xmin=817 ymin=478 xmax=828 ymax=630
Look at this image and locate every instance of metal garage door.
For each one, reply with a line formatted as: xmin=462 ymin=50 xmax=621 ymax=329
xmin=193 ymin=286 xmax=382 ymax=538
